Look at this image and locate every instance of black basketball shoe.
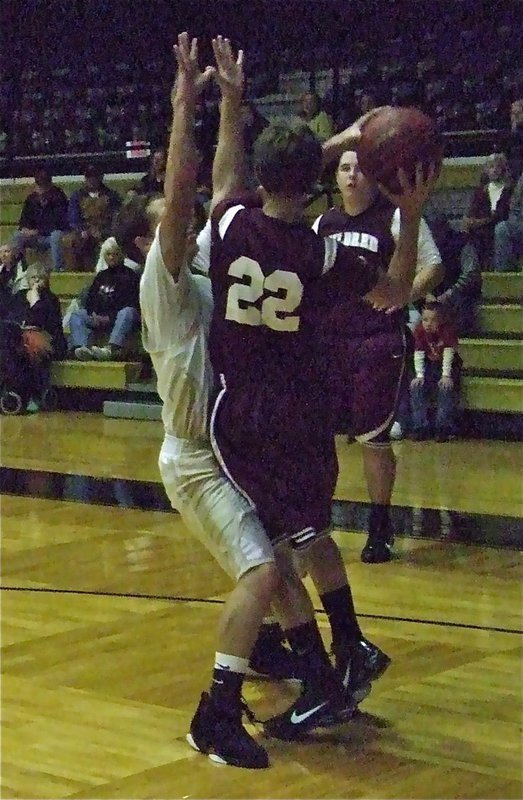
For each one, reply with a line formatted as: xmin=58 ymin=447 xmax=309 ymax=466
xmin=186 ymin=692 xmax=269 ymax=769
xmin=361 ymin=519 xmax=395 ymax=563
xmin=263 ymin=678 xmax=354 ymax=741
xmin=246 ymin=624 xmax=303 ymax=682
xmin=333 ymin=637 xmax=392 ymax=702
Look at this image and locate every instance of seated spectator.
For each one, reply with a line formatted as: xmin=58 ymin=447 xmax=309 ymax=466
xmin=0 ymin=244 xmax=28 ymax=316
xmin=462 ymin=152 xmax=513 ymax=267
xmin=63 ymin=239 xmax=130 ymax=332
xmin=3 ymin=263 xmax=67 ymax=412
xmin=62 ymin=165 xmax=121 ymax=271
xmin=67 ymin=247 xmax=140 ymax=361
xmin=299 ymin=91 xmax=334 ymax=142
xmin=11 ymin=168 xmax=68 ymax=272
xmin=132 ymin=147 xmax=166 ymax=198
xmin=409 ymin=301 xmax=462 ymax=442
xmin=428 ymin=214 xmax=482 ymax=334
xmin=494 ymin=171 xmax=523 ymax=271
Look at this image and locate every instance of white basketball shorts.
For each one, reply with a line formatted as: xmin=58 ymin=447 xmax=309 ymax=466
xmin=158 ymin=433 xmax=275 ymax=581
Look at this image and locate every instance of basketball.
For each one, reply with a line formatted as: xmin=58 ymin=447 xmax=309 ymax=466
xmin=357 ymin=107 xmax=443 ymax=194
xmin=21 ymin=327 xmax=53 ymax=362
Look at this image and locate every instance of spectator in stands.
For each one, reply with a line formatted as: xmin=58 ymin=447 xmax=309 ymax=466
xmin=299 ymin=91 xmax=334 ymax=142
xmin=0 ymin=244 xmax=28 ymax=315
xmin=11 ymin=168 xmax=68 ymax=272
xmin=62 ymin=166 xmax=121 ymax=271
xmin=67 ymin=245 xmax=140 ymax=362
xmin=410 ymin=301 xmax=462 ymax=442
xmin=493 ymin=171 xmax=523 ymax=271
xmin=63 ymin=239 xmax=131 ymax=332
xmin=462 ymin=152 xmax=513 ymax=268
xmin=428 ymin=214 xmax=482 ymax=334
xmin=133 ymin=147 xmax=166 ymax=197
xmin=4 ymin=263 xmax=67 ymax=411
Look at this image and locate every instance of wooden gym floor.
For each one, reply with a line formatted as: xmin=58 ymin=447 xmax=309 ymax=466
xmin=1 ymin=411 xmax=522 ymax=800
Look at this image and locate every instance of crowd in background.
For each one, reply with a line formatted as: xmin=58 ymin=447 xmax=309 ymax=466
xmin=0 ymin=0 xmax=522 ymax=419
xmin=1 ymin=0 xmax=522 ymax=161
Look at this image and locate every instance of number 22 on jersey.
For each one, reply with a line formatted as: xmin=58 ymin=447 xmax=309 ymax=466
xmin=225 ymin=256 xmax=304 ymax=332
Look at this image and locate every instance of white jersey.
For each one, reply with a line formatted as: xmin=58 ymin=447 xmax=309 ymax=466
xmin=389 ymin=208 xmax=441 ymax=270
xmin=140 ymin=227 xmax=213 ymax=440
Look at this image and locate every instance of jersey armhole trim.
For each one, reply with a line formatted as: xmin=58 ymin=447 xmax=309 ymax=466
xmin=218 ymin=205 xmax=246 ymax=240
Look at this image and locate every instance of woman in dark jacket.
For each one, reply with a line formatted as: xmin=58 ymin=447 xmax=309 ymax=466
xmin=3 ymin=263 xmax=66 ymax=411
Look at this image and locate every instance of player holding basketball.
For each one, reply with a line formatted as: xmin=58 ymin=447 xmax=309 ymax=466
xmin=207 ymin=38 xmax=431 ymax=742
xmin=137 ymin=33 xmax=382 ymax=772
xmin=311 ymin=150 xmax=442 ymax=563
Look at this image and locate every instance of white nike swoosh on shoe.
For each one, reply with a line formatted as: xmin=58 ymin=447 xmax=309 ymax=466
xmin=290 ymin=701 xmax=328 ymax=725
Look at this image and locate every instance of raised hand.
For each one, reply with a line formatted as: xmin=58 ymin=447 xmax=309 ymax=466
xmin=211 ymin=35 xmax=244 ymax=99
xmin=171 ymin=31 xmax=214 ymax=106
xmin=379 ymin=161 xmax=439 ymax=220
xmin=341 ymin=106 xmax=393 ymax=148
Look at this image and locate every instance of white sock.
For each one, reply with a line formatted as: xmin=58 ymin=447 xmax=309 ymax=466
xmin=214 ymin=652 xmax=250 ymax=674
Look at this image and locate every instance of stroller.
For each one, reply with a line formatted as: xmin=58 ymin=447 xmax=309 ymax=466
xmin=0 ymin=320 xmax=55 ymax=414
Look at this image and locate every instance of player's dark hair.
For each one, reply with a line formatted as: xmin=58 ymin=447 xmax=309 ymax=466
xmin=423 ymin=300 xmax=442 ymax=312
xmin=253 ymin=119 xmax=323 ymax=196
xmin=112 ymin=196 xmax=151 ymax=262
xmin=113 ymin=195 xmax=208 ymax=263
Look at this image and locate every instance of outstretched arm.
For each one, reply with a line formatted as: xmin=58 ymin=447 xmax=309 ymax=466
xmin=210 ymin=36 xmax=245 ymax=212
xmin=160 ymin=32 xmax=213 ymax=279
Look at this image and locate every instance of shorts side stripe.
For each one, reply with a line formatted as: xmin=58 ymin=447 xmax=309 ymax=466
xmin=209 ymin=373 xmax=257 ymax=510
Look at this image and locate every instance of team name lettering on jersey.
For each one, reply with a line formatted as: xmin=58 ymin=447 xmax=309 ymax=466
xmin=331 ymin=231 xmax=379 ymax=253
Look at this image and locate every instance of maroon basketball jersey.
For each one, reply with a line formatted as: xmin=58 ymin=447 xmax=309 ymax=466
xmin=314 ymin=197 xmax=404 ymax=337
xmin=209 ymin=201 xmax=381 ymax=391
xmin=207 ymin=200 xmax=382 ymax=545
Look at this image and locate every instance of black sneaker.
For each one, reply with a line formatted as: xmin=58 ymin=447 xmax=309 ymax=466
xmin=263 ymin=680 xmax=353 ymax=741
xmin=361 ymin=520 xmax=394 ymax=563
xmin=186 ymin=692 xmax=269 ymax=769
xmin=246 ymin=624 xmax=303 ymax=682
xmin=333 ymin=637 xmax=391 ymax=702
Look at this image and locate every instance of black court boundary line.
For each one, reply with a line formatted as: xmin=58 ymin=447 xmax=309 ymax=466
xmin=2 ymin=465 xmax=523 ymax=551
xmin=1 ymin=585 xmax=521 ymax=636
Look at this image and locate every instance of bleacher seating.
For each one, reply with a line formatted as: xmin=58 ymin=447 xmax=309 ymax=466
xmin=1 ymin=163 xmax=521 ymax=415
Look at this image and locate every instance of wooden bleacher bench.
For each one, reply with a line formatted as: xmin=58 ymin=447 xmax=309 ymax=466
xmin=50 ymin=360 xmax=143 ymax=390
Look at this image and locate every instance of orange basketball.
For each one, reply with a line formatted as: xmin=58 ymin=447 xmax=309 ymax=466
xmin=21 ymin=328 xmax=53 ymax=362
xmin=357 ymin=106 xmax=443 ymax=194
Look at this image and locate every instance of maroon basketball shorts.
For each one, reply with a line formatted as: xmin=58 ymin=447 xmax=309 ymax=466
xmin=210 ymin=375 xmax=338 ymax=550
xmin=324 ymin=329 xmax=407 ymax=444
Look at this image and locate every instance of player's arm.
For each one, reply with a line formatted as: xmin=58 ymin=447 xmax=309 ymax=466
xmin=366 ymin=163 xmax=438 ymax=310
xmin=410 ymin=262 xmax=444 ymax=303
xmin=210 ymin=37 xmax=245 ymax=213
xmin=388 ymin=212 xmax=444 ymax=307
xmin=321 ymin=107 xmax=389 ymax=169
xmin=159 ymin=32 xmax=213 ymax=280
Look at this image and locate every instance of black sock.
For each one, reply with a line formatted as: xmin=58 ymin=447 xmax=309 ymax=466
xmin=285 ymin=620 xmax=334 ymax=683
xmin=209 ymin=668 xmax=244 ymax=711
xmin=320 ymin=585 xmax=362 ymax=647
xmin=369 ymin=503 xmax=391 ymax=535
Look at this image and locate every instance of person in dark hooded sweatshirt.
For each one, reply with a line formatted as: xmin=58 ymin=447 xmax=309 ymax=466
xmin=67 ymin=237 xmax=140 ymax=361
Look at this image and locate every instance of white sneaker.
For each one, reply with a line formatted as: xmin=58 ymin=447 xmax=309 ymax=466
xmin=74 ymin=346 xmax=94 ymax=361
xmin=90 ymin=345 xmax=113 ymax=361
xmin=390 ymin=421 xmax=403 ymax=440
